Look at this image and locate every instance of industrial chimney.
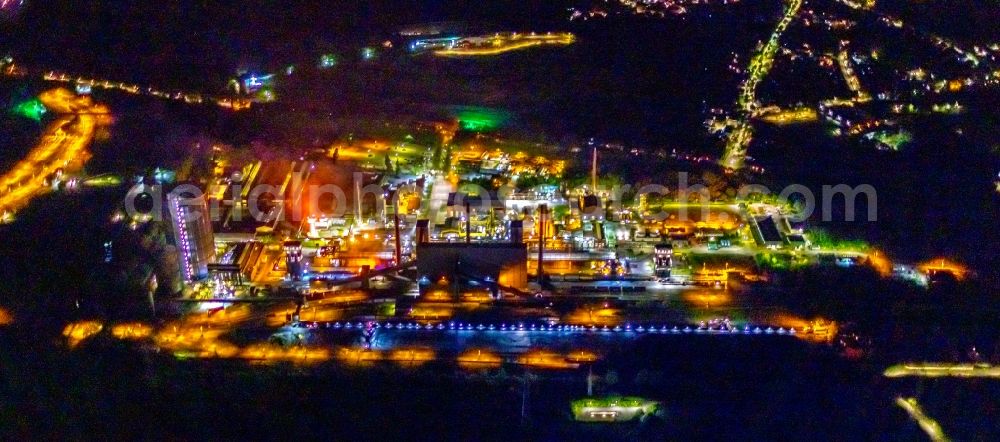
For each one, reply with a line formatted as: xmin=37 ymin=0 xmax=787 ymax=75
xmin=415 ymin=219 xmax=430 ymax=244
xmin=509 ymin=220 xmax=523 ymax=244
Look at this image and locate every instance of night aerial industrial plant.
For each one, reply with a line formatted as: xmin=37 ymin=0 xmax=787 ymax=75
xmin=1 ymin=1 xmax=998 ymax=439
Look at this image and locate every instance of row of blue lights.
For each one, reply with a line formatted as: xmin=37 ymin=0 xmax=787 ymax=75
xmin=305 ymin=321 xmax=803 ymax=335
xmin=171 ymin=199 xmax=195 ymax=281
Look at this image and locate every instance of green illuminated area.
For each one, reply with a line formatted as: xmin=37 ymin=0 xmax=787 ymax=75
xmin=865 ymin=129 xmax=912 ymax=151
xmin=11 ymin=98 xmax=47 ymax=122
xmin=453 ymin=106 xmax=509 ymax=131
xmin=571 ymin=396 xmax=661 ymax=422
xmin=754 ymin=250 xmax=808 ymax=271
xmin=256 ymin=87 xmax=276 ymax=103
xmin=83 ymin=175 xmax=123 ymax=187
xmin=318 ymin=54 xmax=338 ymax=68
xmin=806 ymin=229 xmax=870 ymax=251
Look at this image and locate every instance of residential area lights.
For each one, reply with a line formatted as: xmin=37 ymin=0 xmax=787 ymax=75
xmin=722 ymin=0 xmax=803 ymax=170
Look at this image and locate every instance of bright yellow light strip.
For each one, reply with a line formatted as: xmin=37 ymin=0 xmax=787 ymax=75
xmin=895 ymin=397 xmax=950 ymax=442
xmin=434 ymin=34 xmax=575 ymax=57
xmin=241 ymin=343 xmax=330 ymax=364
xmin=884 ymin=363 xmax=1000 ymax=378
xmin=759 ymin=107 xmax=818 ymax=125
xmin=388 ymin=347 xmax=436 ymax=366
xmin=337 ymin=347 xmax=382 ymax=363
xmin=517 ymin=350 xmax=577 ymax=369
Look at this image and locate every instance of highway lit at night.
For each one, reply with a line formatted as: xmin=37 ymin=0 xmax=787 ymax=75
xmin=0 ymin=88 xmax=109 ymax=219
xmin=895 ymin=397 xmax=950 ymax=442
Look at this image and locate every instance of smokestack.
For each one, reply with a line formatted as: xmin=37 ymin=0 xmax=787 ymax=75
xmin=537 ymin=204 xmax=546 ymax=281
xmin=591 ymin=146 xmax=597 ymax=192
xmin=415 ymin=219 xmax=429 ymax=244
xmin=354 ymin=178 xmax=362 ymax=226
xmin=465 ymin=200 xmax=471 ymax=243
xmin=509 ymin=220 xmax=523 ymax=244
xmin=393 ymin=203 xmax=402 ymax=265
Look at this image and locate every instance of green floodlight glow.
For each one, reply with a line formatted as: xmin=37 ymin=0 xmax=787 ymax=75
xmin=12 ymin=98 xmax=46 ymax=122
xmin=256 ymin=87 xmax=276 ymax=102
xmin=319 ymin=54 xmax=338 ymax=69
xmin=84 ymin=175 xmax=123 ymax=187
xmin=570 ymin=397 xmax=660 ymax=422
xmin=452 ymin=106 xmax=509 ymax=132
xmin=866 ymin=129 xmax=912 ymax=151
